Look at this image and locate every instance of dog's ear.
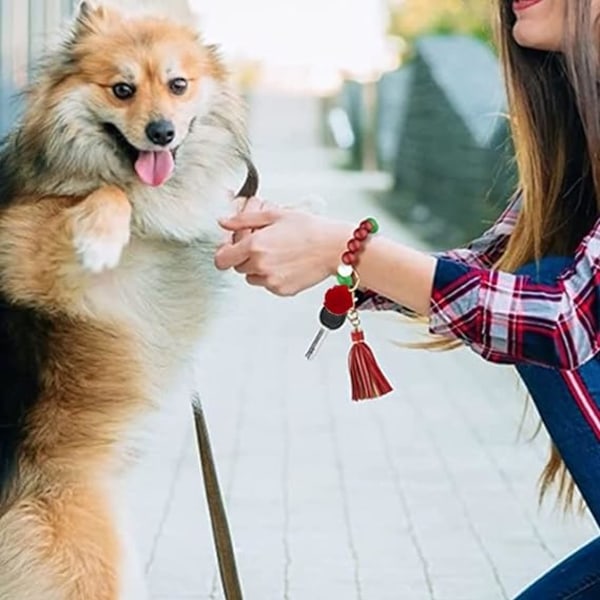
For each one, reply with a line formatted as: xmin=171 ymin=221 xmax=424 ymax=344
xmin=77 ymin=1 xmax=94 ymax=19
xmin=72 ymin=1 xmax=112 ymax=36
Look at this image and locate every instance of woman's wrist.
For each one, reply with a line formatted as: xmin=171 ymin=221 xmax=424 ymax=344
xmin=320 ymin=219 xmax=356 ymax=276
xmin=357 ymin=236 xmax=437 ymax=315
xmin=315 ymin=213 xmax=437 ymax=315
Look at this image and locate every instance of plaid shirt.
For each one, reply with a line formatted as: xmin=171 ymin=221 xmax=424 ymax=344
xmin=357 ymin=191 xmax=600 ymax=438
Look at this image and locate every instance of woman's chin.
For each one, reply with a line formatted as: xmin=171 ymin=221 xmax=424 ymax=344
xmin=512 ymin=20 xmax=562 ymax=51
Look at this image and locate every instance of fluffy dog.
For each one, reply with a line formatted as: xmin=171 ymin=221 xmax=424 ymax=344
xmin=0 ymin=2 xmax=256 ymax=598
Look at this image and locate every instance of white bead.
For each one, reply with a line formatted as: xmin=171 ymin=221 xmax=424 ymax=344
xmin=337 ymin=264 xmax=353 ymax=278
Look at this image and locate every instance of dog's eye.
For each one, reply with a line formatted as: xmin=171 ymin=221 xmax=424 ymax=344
xmin=169 ymin=78 xmax=188 ymax=96
xmin=112 ymin=83 xmax=136 ymax=100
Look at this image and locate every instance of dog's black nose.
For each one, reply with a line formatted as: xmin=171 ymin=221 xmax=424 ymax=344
xmin=145 ymin=120 xmax=175 ymax=146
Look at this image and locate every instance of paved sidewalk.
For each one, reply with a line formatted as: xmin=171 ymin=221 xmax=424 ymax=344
xmin=128 ymin=93 xmax=598 ymax=600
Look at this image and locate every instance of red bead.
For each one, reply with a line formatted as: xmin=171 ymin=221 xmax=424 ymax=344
xmin=347 ymin=239 xmax=362 ymax=253
xmin=360 ymin=220 xmax=373 ymax=232
xmin=342 ymin=251 xmax=357 ymax=266
xmin=353 ymin=227 xmax=368 ymax=241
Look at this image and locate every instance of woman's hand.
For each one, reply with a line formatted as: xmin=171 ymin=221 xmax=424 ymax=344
xmin=214 ymin=199 xmax=352 ymax=296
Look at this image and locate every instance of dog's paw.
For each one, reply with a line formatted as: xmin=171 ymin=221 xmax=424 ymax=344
xmin=74 ymin=226 xmax=130 ymax=273
xmin=71 ymin=186 xmax=132 ymax=274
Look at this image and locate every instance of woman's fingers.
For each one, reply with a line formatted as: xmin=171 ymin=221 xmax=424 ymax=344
xmin=231 ymin=197 xmax=265 ymax=243
xmin=214 ymin=236 xmax=252 ymax=270
xmin=219 ymin=206 xmax=281 ymax=232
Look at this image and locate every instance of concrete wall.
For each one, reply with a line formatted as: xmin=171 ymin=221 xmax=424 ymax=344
xmin=0 ymin=0 xmax=77 ymax=133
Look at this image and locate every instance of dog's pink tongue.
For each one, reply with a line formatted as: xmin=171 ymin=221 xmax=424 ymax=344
xmin=134 ymin=151 xmax=174 ymax=187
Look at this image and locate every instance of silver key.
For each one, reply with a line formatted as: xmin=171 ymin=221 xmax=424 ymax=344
xmin=305 ymin=327 xmax=329 ymax=360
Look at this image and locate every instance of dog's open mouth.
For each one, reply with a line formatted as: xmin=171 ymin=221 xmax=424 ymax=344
xmin=102 ymin=122 xmax=176 ymax=187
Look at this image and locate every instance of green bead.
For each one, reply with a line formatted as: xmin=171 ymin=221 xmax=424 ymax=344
xmin=336 ymin=274 xmax=354 ymax=286
xmin=367 ymin=217 xmax=379 ymax=233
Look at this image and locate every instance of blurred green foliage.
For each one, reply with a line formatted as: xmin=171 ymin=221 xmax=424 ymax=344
xmin=388 ymin=0 xmax=496 ymax=50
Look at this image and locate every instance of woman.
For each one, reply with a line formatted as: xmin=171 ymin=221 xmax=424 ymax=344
xmin=214 ymin=0 xmax=600 ymax=597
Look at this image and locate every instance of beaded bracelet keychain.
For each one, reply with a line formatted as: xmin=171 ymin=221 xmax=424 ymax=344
xmin=305 ymin=217 xmax=393 ymax=401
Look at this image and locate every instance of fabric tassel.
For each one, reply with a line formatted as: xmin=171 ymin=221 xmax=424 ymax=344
xmin=348 ymin=329 xmax=393 ymax=401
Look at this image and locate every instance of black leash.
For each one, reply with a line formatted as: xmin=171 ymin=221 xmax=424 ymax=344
xmin=191 ymin=159 xmax=259 ymax=600
xmin=192 ymin=395 xmax=244 ymax=600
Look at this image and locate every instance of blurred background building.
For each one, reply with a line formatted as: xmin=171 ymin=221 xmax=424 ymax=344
xmin=193 ymin=0 xmax=516 ymax=246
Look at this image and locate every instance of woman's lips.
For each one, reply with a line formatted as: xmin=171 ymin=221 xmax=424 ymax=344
xmin=513 ymin=0 xmax=543 ymax=12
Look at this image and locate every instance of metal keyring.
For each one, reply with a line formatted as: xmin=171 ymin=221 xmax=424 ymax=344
xmin=349 ymin=271 xmax=361 ymax=293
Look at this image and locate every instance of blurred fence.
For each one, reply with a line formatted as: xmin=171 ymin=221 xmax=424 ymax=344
xmin=326 ymin=33 xmax=518 ymax=249
xmin=0 ymin=0 xmax=78 ymax=134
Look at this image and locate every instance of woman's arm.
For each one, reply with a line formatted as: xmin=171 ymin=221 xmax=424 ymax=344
xmin=214 ymin=207 xmax=443 ymax=316
xmin=215 ymin=202 xmax=600 ymax=371
xmin=214 ymin=207 xmax=437 ymax=310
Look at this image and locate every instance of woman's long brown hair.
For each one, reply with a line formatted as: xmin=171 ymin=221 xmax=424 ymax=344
xmin=427 ymin=0 xmax=600 ymax=510
xmin=496 ymin=0 xmax=600 ymax=509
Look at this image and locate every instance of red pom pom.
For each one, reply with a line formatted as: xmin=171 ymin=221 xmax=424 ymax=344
xmin=324 ymin=285 xmax=354 ymax=315
xmin=342 ymin=251 xmax=357 ymax=265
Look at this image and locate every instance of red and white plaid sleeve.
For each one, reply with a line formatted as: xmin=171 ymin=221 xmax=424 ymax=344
xmin=429 ymin=217 xmax=600 ymax=369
